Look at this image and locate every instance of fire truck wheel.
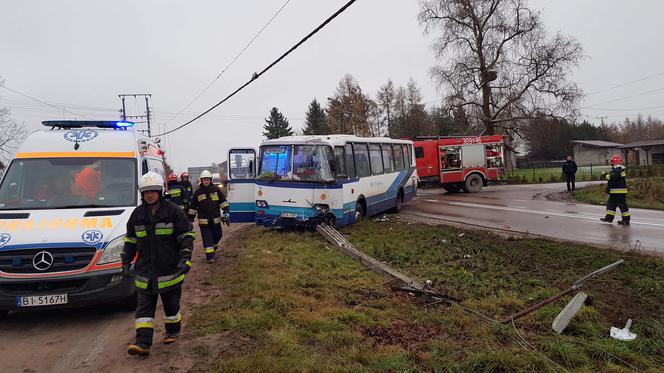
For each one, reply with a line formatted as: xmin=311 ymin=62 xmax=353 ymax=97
xmin=443 ymin=183 xmax=462 ymax=193
xmin=355 ymin=202 xmax=365 ymax=222
xmin=463 ymin=174 xmax=483 ymax=193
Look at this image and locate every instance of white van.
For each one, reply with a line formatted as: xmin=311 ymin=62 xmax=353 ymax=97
xmin=0 ymin=120 xmax=166 ymax=318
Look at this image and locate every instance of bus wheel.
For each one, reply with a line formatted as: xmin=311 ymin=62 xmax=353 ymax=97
xmin=355 ymin=202 xmax=365 ymax=222
xmin=463 ymin=174 xmax=483 ymax=193
xmin=443 ymin=183 xmax=462 ymax=193
xmin=392 ymin=191 xmax=403 ymax=213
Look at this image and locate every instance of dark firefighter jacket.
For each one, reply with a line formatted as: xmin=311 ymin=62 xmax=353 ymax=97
xmin=187 ymin=184 xmax=229 ymax=225
xmin=166 ymin=181 xmax=186 ymax=209
xmin=181 ymin=180 xmax=193 ymax=205
xmin=605 ymin=167 xmax=628 ymax=194
xmin=123 ymin=200 xmax=195 ymax=294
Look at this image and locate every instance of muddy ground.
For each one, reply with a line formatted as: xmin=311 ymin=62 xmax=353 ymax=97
xmin=0 ymin=224 xmax=244 ymax=373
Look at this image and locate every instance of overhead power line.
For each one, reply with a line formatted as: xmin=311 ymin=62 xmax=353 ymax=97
xmin=161 ymin=0 xmax=293 ymax=127
xmin=154 ymin=0 xmax=359 ymax=137
xmin=0 ymin=84 xmax=94 ymax=119
xmin=586 ymin=72 xmax=664 ymax=96
xmin=583 ymin=104 xmax=664 ymax=112
xmin=582 ymin=87 xmax=664 ymax=108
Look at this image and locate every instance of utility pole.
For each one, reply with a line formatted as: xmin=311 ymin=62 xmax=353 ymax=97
xmin=595 ymin=116 xmax=608 ymax=126
xmin=118 ymin=93 xmax=152 ymax=136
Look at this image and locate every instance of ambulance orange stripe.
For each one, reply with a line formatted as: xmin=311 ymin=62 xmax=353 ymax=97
xmin=16 ymin=151 xmax=136 ymax=159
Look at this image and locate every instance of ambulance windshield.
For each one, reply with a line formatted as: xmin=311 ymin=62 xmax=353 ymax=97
xmin=0 ymin=158 xmax=137 ymax=210
xmin=257 ymin=145 xmax=335 ymax=182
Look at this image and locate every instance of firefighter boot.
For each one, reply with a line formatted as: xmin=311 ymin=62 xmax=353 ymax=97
xmin=162 ymin=333 xmax=179 ymax=344
xmin=128 ymin=343 xmax=151 ymax=357
xmin=617 ymin=220 xmax=630 ymax=226
xmin=599 ymin=218 xmax=613 ymax=223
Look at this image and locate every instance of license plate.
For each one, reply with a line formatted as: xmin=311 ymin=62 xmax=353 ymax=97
xmin=280 ymin=212 xmax=298 ymax=218
xmin=17 ymin=294 xmax=68 ymax=307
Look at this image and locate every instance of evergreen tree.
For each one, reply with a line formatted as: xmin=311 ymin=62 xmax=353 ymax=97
xmin=302 ymin=99 xmax=329 ymax=135
xmin=263 ymin=107 xmax=293 ymax=140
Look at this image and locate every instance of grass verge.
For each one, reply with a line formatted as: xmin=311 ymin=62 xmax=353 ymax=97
xmin=574 ymin=178 xmax=664 ymax=211
xmin=189 ymin=221 xmax=664 ymax=372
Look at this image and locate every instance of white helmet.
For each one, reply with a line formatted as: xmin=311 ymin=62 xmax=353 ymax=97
xmin=138 ymin=171 xmax=164 ymax=193
xmin=200 ymin=170 xmax=213 ymax=179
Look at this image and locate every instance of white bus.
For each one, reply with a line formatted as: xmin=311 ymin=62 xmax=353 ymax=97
xmin=226 ymin=135 xmax=417 ymax=228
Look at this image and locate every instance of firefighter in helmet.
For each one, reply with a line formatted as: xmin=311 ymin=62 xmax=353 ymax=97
xmin=600 ymin=154 xmax=631 ymax=225
xmin=122 ymin=171 xmax=195 ymax=356
xmin=180 ymin=172 xmax=193 ymax=211
xmin=166 ymin=173 xmax=186 ymax=211
xmin=187 ymin=170 xmax=229 ymax=263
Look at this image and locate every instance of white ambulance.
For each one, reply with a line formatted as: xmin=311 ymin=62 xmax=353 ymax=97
xmin=0 ymin=120 xmax=166 ymax=318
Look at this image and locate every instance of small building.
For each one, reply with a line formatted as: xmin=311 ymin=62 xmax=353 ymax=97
xmin=619 ymin=139 xmax=664 ymax=165
xmin=571 ymin=140 xmax=624 ymax=165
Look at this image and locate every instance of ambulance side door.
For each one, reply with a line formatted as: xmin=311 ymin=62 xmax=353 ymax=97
xmin=227 ymin=148 xmax=257 ymax=223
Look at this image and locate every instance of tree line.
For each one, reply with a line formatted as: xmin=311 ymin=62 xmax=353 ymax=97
xmin=263 ymin=74 xmax=480 ymax=140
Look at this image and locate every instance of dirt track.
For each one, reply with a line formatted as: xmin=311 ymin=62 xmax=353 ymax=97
xmin=0 ymin=224 xmax=243 ymax=373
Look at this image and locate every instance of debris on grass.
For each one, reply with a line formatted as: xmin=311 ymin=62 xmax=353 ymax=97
xmin=610 ymin=319 xmax=638 ymax=341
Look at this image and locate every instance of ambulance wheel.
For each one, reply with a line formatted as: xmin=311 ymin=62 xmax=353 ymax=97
xmin=355 ymin=202 xmax=365 ymax=222
xmin=0 ymin=310 xmax=8 ymax=320
xmin=443 ymin=183 xmax=462 ymax=193
xmin=463 ymin=174 xmax=483 ymax=193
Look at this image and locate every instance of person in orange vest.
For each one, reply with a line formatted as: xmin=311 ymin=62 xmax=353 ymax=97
xmin=71 ymin=161 xmax=101 ymax=199
xmin=600 ymin=155 xmax=630 ymax=225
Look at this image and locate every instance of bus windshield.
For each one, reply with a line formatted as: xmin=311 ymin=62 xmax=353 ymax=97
xmin=257 ymin=145 xmax=335 ymax=182
xmin=0 ymin=158 xmax=137 ymax=210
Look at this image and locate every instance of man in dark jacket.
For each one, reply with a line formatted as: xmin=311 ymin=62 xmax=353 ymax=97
xmin=187 ymin=170 xmax=229 ymax=263
xmin=600 ymin=155 xmax=630 ymax=225
xmin=122 ymin=172 xmax=196 ymax=356
xmin=562 ymin=155 xmax=578 ymax=192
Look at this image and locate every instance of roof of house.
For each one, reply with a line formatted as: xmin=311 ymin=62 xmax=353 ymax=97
xmin=571 ymin=140 xmax=623 ymax=148
xmin=619 ymin=139 xmax=664 ymax=148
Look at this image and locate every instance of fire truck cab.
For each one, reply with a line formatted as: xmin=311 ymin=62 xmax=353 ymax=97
xmin=414 ymin=135 xmax=506 ymax=193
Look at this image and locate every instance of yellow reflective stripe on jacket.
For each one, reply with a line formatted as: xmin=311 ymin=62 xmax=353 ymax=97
xmin=135 ymin=278 xmax=148 ymax=289
xmin=198 ymin=219 xmax=209 ymax=225
xmin=620 ymin=172 xmax=626 ymax=177
xmin=211 ymin=193 xmax=219 ymax=201
xmin=124 ymin=237 xmax=137 ymax=244
xmin=188 ymin=209 xmax=197 ymax=215
xmin=136 ymin=231 xmax=147 ymax=238
xmin=158 ymin=274 xmax=185 ymax=289
xmin=155 ymin=228 xmax=175 ymax=235
xmin=610 ymin=188 xmax=628 ymax=194
xmin=169 ymin=189 xmax=182 ymax=197
xmin=197 ymin=194 xmax=207 ymax=202
xmin=185 ymin=260 xmax=192 ymax=267
xmin=220 ymin=201 xmax=229 ymax=209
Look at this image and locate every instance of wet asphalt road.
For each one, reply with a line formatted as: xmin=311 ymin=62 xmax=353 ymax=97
xmin=403 ymin=182 xmax=664 ymax=257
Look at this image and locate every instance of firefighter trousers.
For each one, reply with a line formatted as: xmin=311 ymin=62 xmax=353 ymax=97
xmin=604 ymin=194 xmax=630 ymax=222
xmin=135 ymin=287 xmax=182 ymax=347
xmin=565 ymin=174 xmax=576 ymax=191
xmin=200 ymin=223 xmax=223 ymax=260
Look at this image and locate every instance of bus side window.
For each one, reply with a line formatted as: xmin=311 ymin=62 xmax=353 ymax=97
xmin=369 ymin=144 xmax=384 ymax=175
xmin=393 ymin=144 xmax=405 ymax=171
xmin=352 ymin=143 xmax=371 ymax=178
xmin=334 ymin=146 xmax=347 ymax=180
xmin=403 ymin=145 xmax=412 ymax=167
xmin=345 ymin=144 xmax=356 ymax=179
xmin=381 ymin=144 xmax=395 ymax=174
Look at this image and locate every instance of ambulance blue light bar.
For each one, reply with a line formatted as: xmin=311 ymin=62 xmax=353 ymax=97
xmin=42 ymin=120 xmax=136 ymax=129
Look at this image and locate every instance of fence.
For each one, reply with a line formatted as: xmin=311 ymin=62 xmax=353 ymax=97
xmin=507 ymin=164 xmax=664 ymax=184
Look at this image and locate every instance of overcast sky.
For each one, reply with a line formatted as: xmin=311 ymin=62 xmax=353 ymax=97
xmin=2 ymin=0 xmax=664 ymax=171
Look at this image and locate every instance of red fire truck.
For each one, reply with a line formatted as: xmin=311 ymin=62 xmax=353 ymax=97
xmin=414 ymin=135 xmax=506 ymax=193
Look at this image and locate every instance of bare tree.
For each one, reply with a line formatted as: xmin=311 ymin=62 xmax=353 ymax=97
xmin=0 ymin=79 xmax=26 ymax=163
xmin=418 ymin=0 xmax=584 ymax=135
xmin=376 ymin=79 xmax=396 ymax=136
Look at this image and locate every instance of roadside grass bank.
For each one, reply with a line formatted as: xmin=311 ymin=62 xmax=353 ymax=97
xmin=188 ymin=221 xmax=664 ymax=372
xmin=574 ymin=178 xmax=664 ymax=211
xmin=508 ymin=165 xmax=664 ymax=184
